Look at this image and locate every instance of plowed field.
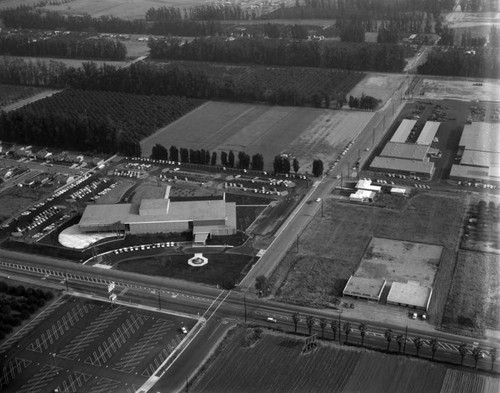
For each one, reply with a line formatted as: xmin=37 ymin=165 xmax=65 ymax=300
xmin=141 ymin=102 xmax=373 ymax=173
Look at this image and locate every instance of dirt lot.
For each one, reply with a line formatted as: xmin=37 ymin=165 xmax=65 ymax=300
xmin=420 ymin=77 xmax=500 ymax=102
xmin=272 ymin=192 xmax=465 ymax=323
xmin=355 ymin=237 xmax=442 ymax=286
xmin=442 ymin=250 xmax=500 ymax=336
xmin=348 ymin=73 xmax=408 ymax=107
xmin=141 ymin=102 xmax=373 ymax=173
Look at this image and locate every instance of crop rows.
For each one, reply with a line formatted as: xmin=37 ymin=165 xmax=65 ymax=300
xmin=0 ymin=89 xmax=203 ymax=155
xmin=440 ymin=369 xmax=500 ymax=393
xmin=161 ymin=61 xmax=365 ymax=104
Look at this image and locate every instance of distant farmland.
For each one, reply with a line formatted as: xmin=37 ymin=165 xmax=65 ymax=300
xmin=191 ymin=328 xmax=500 ymax=393
xmin=141 ymin=102 xmax=374 ymax=173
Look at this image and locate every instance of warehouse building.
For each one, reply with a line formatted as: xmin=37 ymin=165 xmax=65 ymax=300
xmin=343 ymin=276 xmax=386 ymax=301
xmin=449 ymin=122 xmax=500 ymax=185
xmin=390 ymin=119 xmax=417 ymax=143
xmin=79 ymin=189 xmax=237 ymax=242
xmin=370 ymin=120 xmax=440 ymax=179
xmin=370 ymin=156 xmax=435 ymax=178
xmin=386 ymin=281 xmax=433 ymax=311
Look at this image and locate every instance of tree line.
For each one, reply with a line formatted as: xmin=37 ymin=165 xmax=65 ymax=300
xmin=0 ymin=58 xmax=356 ymax=108
xmin=418 ymin=47 xmax=500 ymax=78
xmin=151 ymin=144 xmax=264 ymax=170
xmin=348 ymin=94 xmax=381 ymax=110
xmin=148 ymin=37 xmax=408 ymax=73
xmin=287 ymin=312 xmax=498 ymax=370
xmin=0 ymin=33 xmax=126 ymax=60
xmin=261 ymin=0 xmax=454 ymax=20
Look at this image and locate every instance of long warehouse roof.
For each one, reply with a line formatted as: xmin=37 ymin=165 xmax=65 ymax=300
xmin=390 ymin=119 xmax=416 ymax=143
xmin=416 ymin=121 xmax=440 ymax=145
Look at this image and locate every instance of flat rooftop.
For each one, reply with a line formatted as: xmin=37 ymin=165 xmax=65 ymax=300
xmin=390 ymin=119 xmax=416 ymax=143
xmin=356 ymin=179 xmax=381 ymax=192
xmin=387 ymin=281 xmax=432 ymax=310
xmin=449 ymin=164 xmax=499 ymax=182
xmin=343 ymin=276 xmax=386 ymax=300
xmin=370 ymin=156 xmax=435 ymax=175
xmin=416 ymin=121 xmax=440 ymax=145
xmin=459 ymin=122 xmax=500 ymax=153
xmin=460 ymin=150 xmax=500 ymax=168
xmin=380 ymin=142 xmax=430 ymax=161
xmin=80 ymin=199 xmax=229 ymax=227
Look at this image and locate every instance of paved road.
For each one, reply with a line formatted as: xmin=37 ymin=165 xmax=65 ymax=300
xmin=238 ymin=79 xmax=409 ymax=292
xmin=1 ymin=255 xmax=498 ymax=379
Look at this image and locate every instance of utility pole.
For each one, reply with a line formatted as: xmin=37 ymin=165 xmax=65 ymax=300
xmin=296 ymin=234 xmax=299 ymax=253
xmin=158 ymin=291 xmax=162 ymax=310
xmin=321 ymin=200 xmax=324 ymax=218
xmin=65 ymin=276 xmax=69 ymax=292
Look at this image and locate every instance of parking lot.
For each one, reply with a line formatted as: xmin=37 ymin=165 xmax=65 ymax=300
xmin=0 ymin=296 xmax=194 ymax=393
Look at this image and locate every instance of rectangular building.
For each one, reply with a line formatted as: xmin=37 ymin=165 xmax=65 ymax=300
xmin=370 ymin=156 xmax=435 ymax=178
xmin=343 ymin=276 xmax=386 ymax=301
xmin=387 ymin=281 xmax=432 ymax=311
xmin=390 ymin=119 xmax=417 ymax=143
xmin=416 ymin=121 xmax=440 ymax=145
xmin=380 ymin=142 xmax=430 ymax=161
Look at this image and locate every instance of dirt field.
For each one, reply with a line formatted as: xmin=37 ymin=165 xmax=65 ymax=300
xmin=442 ymin=250 xmax=500 ymax=335
xmin=420 ymin=77 xmax=500 ymax=102
xmin=355 ymin=237 xmax=442 ymax=286
xmin=272 ymin=192 xmax=465 ymax=322
xmin=1 ymin=56 xmax=126 ymax=69
xmin=191 ymin=327 xmax=456 ymax=393
xmin=440 ymin=369 xmax=500 ymax=393
xmin=141 ymin=102 xmax=374 ymax=173
xmin=0 ymin=85 xmax=53 ymax=110
xmin=348 ymin=73 xmax=408 ymax=107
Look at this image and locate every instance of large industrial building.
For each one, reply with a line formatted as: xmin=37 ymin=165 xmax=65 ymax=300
xmin=449 ymin=122 xmax=500 ymax=185
xmin=79 ymin=187 xmax=237 ymax=242
xmin=370 ymin=120 xmax=440 ymax=179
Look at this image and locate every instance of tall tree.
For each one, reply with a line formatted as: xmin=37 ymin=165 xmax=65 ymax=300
xmin=384 ymin=328 xmax=393 ymax=352
xmin=306 ymin=315 xmax=315 ymax=336
xmin=358 ymin=323 xmax=367 ymax=346
xmin=169 ymin=145 xmax=179 ymax=162
xmin=292 ymin=312 xmax=300 ymax=333
xmin=293 ymin=157 xmax=300 ymax=173
xmin=312 ymin=159 xmax=324 ymax=177
xmin=490 ymin=347 xmax=497 ymax=371
xmin=429 ymin=338 xmax=439 ymax=360
xmin=396 ymin=334 xmax=404 ymax=353
xmin=472 ymin=346 xmax=482 ymax=369
xmin=458 ymin=343 xmax=468 ymax=366
xmin=413 ymin=337 xmax=424 ymax=357
xmin=151 ymin=143 xmax=168 ymax=160
xmin=319 ymin=318 xmax=327 ymax=339
xmin=211 ymin=151 xmax=217 ymax=166
xmin=343 ymin=322 xmax=352 ymax=344
xmin=330 ymin=320 xmax=338 ymax=341
xmin=228 ymin=150 xmax=235 ymax=168
xmin=221 ymin=151 xmax=228 ymax=166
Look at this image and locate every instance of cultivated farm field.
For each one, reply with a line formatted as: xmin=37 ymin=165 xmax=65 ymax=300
xmin=0 ymin=84 xmax=54 ymax=110
xmin=420 ymin=77 xmax=500 ymax=102
xmin=272 ymin=192 xmax=465 ymax=321
xmin=141 ymin=101 xmax=374 ymax=173
xmin=442 ymin=250 xmax=500 ymax=335
xmin=348 ymin=73 xmax=407 ymax=107
xmin=192 ymin=328 xmax=499 ymax=393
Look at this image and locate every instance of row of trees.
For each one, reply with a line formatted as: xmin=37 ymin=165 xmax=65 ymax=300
xmin=272 ymin=155 xmax=300 ymax=175
xmin=151 ymin=144 xmax=265 ymax=170
xmin=261 ymin=0 xmax=454 ymax=21
xmin=0 ymin=6 xmax=227 ymax=37
xmin=145 ymin=4 xmax=250 ymax=21
xmin=348 ymin=94 xmax=381 ymax=110
xmin=0 ymin=58 xmax=358 ymax=109
xmin=149 ymin=37 xmax=408 ymax=73
xmin=0 ymin=33 xmax=126 ymax=60
xmin=418 ymin=47 xmax=500 ymax=79
xmin=291 ymin=313 xmax=498 ymax=370
xmin=0 ymin=282 xmax=55 ymax=341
